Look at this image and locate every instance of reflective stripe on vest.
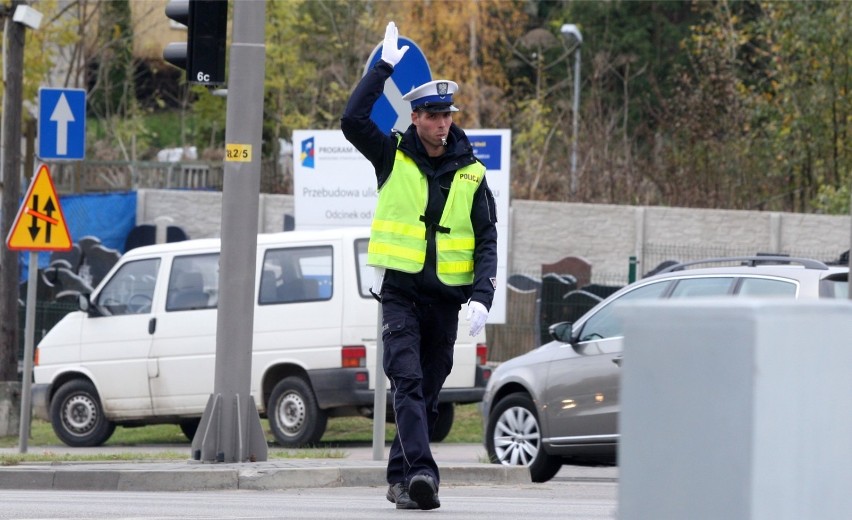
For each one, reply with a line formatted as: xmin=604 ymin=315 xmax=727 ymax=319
xmin=435 ymin=162 xmax=482 ymax=285
xmin=367 ymin=147 xmax=485 ymax=285
xmin=367 ymin=150 xmax=428 ymax=273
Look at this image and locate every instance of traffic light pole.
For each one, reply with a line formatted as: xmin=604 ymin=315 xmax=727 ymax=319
xmin=191 ymin=0 xmax=268 ymax=464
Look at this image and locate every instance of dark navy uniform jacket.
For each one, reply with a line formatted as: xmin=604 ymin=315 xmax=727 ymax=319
xmin=341 ymin=61 xmax=498 ymax=310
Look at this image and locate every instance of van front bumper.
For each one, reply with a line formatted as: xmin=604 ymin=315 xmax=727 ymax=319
xmin=31 ymin=383 xmax=51 ymax=421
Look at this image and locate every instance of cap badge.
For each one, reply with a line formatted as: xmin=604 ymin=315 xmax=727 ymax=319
xmin=437 ymin=82 xmax=448 ymax=96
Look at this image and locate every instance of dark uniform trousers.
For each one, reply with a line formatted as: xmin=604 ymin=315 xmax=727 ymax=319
xmin=381 ymin=288 xmax=459 ymax=486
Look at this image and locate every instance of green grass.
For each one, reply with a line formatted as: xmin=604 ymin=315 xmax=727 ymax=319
xmin=0 ymin=404 xmax=484 ymax=464
xmin=321 ymin=403 xmax=483 ymax=445
xmin=0 ymin=451 xmax=191 ymax=465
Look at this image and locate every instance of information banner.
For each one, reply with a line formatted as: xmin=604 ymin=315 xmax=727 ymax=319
xmin=293 ymin=129 xmax=511 ymax=323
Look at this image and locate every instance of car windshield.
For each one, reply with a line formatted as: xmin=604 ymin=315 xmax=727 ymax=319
xmin=577 ymin=280 xmax=671 ymax=342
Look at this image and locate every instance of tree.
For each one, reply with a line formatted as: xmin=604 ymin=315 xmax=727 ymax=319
xmin=0 ymin=0 xmax=83 ymax=437
xmin=3 ymin=0 xmax=847 ymax=211
xmin=0 ymin=0 xmax=28 ymax=437
xmin=660 ymin=0 xmax=851 ymax=212
xmin=86 ymin=0 xmax=159 ymax=164
xmin=553 ymin=0 xmax=698 ymax=205
xmin=262 ymin=0 xmax=317 ymax=189
xmin=752 ymin=1 xmax=851 ymax=213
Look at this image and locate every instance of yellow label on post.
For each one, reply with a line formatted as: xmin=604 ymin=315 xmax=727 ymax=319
xmin=225 ymin=144 xmax=252 ymax=162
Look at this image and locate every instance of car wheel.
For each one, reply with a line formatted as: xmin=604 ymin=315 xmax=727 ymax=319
xmin=179 ymin=419 xmax=200 ymax=441
xmin=268 ymin=376 xmax=328 ymax=447
xmin=485 ymin=392 xmax=563 ymax=483
xmin=430 ymin=402 xmax=454 ymax=442
xmin=49 ymin=379 xmax=116 ymax=447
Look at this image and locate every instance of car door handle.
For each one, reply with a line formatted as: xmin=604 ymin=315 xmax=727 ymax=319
xmin=612 ymin=356 xmax=622 ymax=367
xmin=148 ymin=317 xmax=157 ymax=335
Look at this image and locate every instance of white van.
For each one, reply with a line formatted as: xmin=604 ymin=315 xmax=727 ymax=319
xmin=32 ymin=227 xmax=489 ymax=447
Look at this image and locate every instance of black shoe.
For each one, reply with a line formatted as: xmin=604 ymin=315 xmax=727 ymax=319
xmin=408 ymin=474 xmax=441 ymax=510
xmin=386 ymin=483 xmax=419 ymax=510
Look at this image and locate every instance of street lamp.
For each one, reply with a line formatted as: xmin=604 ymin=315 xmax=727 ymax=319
xmin=561 ymin=24 xmax=582 ymax=196
xmin=12 ymin=5 xmax=43 ymax=29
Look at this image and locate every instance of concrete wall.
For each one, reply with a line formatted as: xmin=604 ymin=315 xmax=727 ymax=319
xmin=137 ymin=189 xmax=293 ymax=242
xmin=138 ymin=189 xmax=850 ymax=281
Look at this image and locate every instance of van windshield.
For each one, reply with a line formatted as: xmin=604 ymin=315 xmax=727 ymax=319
xmin=96 ymin=258 xmax=160 ymax=315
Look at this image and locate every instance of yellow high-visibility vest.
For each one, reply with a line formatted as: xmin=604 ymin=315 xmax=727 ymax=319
xmin=368 ymin=148 xmax=485 ymax=286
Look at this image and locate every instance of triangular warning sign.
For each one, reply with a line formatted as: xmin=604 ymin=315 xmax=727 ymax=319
xmin=6 ymin=164 xmax=72 ymax=251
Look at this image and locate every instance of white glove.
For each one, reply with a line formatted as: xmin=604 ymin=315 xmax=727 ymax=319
xmin=371 ymin=267 xmax=385 ymax=295
xmin=380 ymin=21 xmax=409 ymax=67
xmin=466 ymin=301 xmax=488 ymax=337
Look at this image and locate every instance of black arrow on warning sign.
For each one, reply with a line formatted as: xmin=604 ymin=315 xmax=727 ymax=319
xmin=28 ymin=195 xmax=41 ymax=240
xmin=43 ymin=197 xmax=56 ymax=243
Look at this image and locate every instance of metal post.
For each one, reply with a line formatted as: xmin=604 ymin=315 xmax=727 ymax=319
xmin=154 ymin=215 xmax=173 ymax=244
xmin=628 ymin=255 xmax=638 ymax=284
xmin=372 ymin=305 xmax=387 ymax=460
xmin=561 ymin=24 xmax=582 ymax=196
xmin=191 ymin=0 xmax=267 ymax=464
xmin=18 ymin=252 xmax=37 ymax=453
xmin=570 ymin=46 xmax=581 ymax=195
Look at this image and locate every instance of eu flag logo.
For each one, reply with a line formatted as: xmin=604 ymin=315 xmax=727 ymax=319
xmin=301 ymin=137 xmax=315 ymax=168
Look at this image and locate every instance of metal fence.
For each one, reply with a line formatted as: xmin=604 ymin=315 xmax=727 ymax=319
xmin=17 ymin=300 xmax=80 ymax=361
xmin=48 ymin=159 xmax=290 ymax=194
xmin=485 ymin=244 xmax=847 ymax=363
xmin=486 ymin=267 xmax=629 ymax=363
xmin=642 ymin=242 xmax=847 ymax=277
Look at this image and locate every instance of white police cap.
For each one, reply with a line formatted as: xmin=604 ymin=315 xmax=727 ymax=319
xmin=401 ymin=80 xmax=460 ymax=112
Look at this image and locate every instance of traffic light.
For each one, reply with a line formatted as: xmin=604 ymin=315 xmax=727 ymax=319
xmin=163 ymin=0 xmax=228 ymax=86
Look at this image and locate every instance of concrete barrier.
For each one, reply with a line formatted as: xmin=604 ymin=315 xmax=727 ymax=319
xmin=618 ymin=300 xmax=852 ymax=520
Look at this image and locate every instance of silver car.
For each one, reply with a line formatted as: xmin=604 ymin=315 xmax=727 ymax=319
xmin=482 ymin=256 xmax=849 ymax=482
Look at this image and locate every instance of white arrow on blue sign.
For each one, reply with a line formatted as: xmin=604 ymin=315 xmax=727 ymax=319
xmin=364 ymin=37 xmax=432 ymax=134
xmin=38 ymin=88 xmax=86 ymax=161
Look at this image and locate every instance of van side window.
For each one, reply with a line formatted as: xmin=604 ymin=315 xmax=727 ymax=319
xmin=260 ymin=246 xmax=332 ymax=305
xmin=167 ymin=253 xmax=219 ymax=311
xmin=96 ymin=259 xmax=160 ymax=315
xmin=355 ymin=238 xmax=373 ymax=299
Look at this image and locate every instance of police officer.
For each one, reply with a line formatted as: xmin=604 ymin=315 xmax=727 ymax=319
xmin=341 ymin=21 xmax=497 ymax=511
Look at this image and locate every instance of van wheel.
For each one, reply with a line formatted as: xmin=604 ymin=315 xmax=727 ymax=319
xmin=50 ymin=379 xmax=116 ymax=447
xmin=430 ymin=402 xmax=454 ymax=442
xmin=268 ymin=376 xmax=327 ymax=447
xmin=179 ymin=419 xmax=200 ymax=441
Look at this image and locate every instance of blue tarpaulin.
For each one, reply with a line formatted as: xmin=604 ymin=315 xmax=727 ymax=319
xmin=17 ymin=192 xmax=136 ymax=282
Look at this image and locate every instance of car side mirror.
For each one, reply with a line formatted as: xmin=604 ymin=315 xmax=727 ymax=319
xmin=79 ymin=293 xmax=103 ymax=317
xmin=548 ymin=321 xmax=573 ymax=343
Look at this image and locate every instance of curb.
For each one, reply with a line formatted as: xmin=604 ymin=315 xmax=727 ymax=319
xmin=0 ymin=463 xmax=531 ymax=492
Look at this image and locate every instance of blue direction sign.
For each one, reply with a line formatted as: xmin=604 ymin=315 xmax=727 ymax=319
xmin=364 ymin=37 xmax=432 ymax=134
xmin=38 ymin=88 xmax=86 ymax=160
